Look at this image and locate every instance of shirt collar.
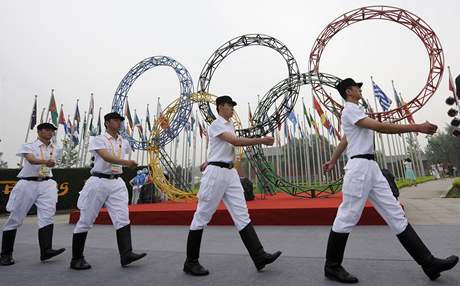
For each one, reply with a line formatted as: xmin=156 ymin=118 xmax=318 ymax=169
xmin=104 ymin=132 xmax=122 ymax=141
xmin=34 ymin=139 xmax=54 ymax=148
xmin=216 ymin=115 xmax=231 ymax=125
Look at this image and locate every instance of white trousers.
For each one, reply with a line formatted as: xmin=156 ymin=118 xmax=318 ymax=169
xmin=333 ymin=158 xmax=408 ymax=234
xmin=73 ymin=176 xmax=130 ymax=233
xmin=3 ymin=179 xmax=58 ymax=231
xmin=190 ymin=165 xmax=251 ymax=231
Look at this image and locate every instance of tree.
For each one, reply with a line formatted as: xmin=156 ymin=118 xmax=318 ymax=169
xmin=58 ymin=137 xmax=79 ymax=168
xmin=0 ymin=152 xmax=8 ymax=168
xmin=425 ymin=125 xmax=460 ymax=168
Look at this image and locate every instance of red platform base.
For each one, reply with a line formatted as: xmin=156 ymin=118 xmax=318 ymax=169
xmin=68 ymin=193 xmax=388 ymax=226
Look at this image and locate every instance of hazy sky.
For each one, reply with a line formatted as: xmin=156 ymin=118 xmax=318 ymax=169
xmin=0 ymin=0 xmax=459 ymax=166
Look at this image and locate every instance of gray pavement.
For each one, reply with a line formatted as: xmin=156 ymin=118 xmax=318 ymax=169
xmin=0 ymin=179 xmax=459 ymax=286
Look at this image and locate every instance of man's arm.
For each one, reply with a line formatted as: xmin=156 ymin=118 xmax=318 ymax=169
xmin=323 ymin=136 xmax=347 ymax=172
xmin=24 ymin=153 xmax=55 ymax=167
xmin=356 ymin=117 xmax=437 ymax=135
xmin=95 ymin=149 xmax=137 ymax=168
xmin=218 ymin=132 xmax=274 ymax=147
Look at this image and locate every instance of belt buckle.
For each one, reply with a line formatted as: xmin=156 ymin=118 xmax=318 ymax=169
xmin=37 ymin=177 xmax=44 ymax=181
xmin=109 ymin=174 xmax=116 ymax=179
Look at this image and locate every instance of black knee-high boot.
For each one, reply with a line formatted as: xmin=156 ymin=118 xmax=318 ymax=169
xmin=0 ymin=229 xmax=17 ymax=266
xmin=70 ymin=232 xmax=91 ymax=270
xmin=116 ymin=224 xmax=147 ymax=266
xmin=324 ymin=230 xmax=359 ymax=283
xmin=38 ymin=224 xmax=65 ymax=261
xmin=397 ymin=224 xmax=458 ymax=280
xmin=183 ymin=229 xmax=209 ymax=276
xmin=239 ymin=223 xmax=282 ymax=271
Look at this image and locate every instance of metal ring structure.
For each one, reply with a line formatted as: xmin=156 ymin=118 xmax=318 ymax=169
xmin=309 ymin=5 xmax=444 ymax=122
xmin=244 ymin=72 xmax=343 ymax=198
xmin=112 ymin=56 xmax=193 ymax=149
xmin=197 ymin=34 xmax=300 ymax=130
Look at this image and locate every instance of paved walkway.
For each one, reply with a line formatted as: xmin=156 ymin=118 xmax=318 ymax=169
xmin=399 ymin=178 xmax=460 ymax=224
xmin=0 ymin=179 xmax=458 ymax=285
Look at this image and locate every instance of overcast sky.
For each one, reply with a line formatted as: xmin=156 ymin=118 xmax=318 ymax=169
xmin=0 ymin=0 xmax=459 ymax=166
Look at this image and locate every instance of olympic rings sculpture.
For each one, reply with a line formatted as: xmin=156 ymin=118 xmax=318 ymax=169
xmin=111 ymin=6 xmax=444 ymax=200
xmin=309 ymin=5 xmax=444 ymax=122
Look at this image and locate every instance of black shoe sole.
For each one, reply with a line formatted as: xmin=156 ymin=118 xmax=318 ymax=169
xmin=256 ymin=251 xmax=282 ymax=271
xmin=41 ymin=249 xmax=66 ymax=261
xmin=183 ymin=267 xmax=210 ymax=276
xmin=70 ymin=265 xmax=92 ymax=270
xmin=325 ymin=271 xmax=359 ymax=283
xmin=121 ymin=253 xmax=147 ymax=267
xmin=423 ymin=256 xmax=459 ymax=280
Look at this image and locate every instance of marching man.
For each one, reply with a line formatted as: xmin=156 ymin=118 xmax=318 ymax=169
xmin=1 ymin=123 xmax=65 ymax=265
xmin=183 ymin=95 xmax=281 ymax=276
xmin=70 ymin=112 xmax=146 ymax=270
xmin=322 ymin=78 xmax=458 ymax=283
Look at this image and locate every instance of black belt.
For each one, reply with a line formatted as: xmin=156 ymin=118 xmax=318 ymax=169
xmin=20 ymin=177 xmax=52 ymax=181
xmin=350 ymin=154 xmax=375 ymax=161
xmin=208 ymin=161 xmax=234 ymax=169
xmin=92 ymin=172 xmax=122 ymax=179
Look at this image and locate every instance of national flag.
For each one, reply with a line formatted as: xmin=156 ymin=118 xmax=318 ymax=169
xmin=88 ymin=93 xmax=95 ymax=116
xmin=372 ymin=79 xmax=392 ymax=111
xmin=448 ymin=66 xmax=458 ymax=106
xmin=134 ymin=110 xmax=144 ymax=140
xmin=96 ymin=108 xmax=102 ymax=135
xmin=248 ymin=103 xmax=254 ymax=126
xmin=313 ymin=96 xmax=331 ymax=129
xmin=399 ymin=93 xmax=416 ymax=125
xmin=58 ymin=104 xmax=67 ymax=133
xmin=30 ymin=96 xmax=37 ymax=130
xmin=145 ymin=104 xmax=152 ymax=132
xmin=48 ymin=90 xmax=58 ymax=125
xmin=40 ymin=107 xmax=46 ymax=124
xmin=303 ymin=101 xmax=312 ymax=128
xmin=74 ymin=100 xmax=81 ymax=133
xmin=124 ymin=100 xmax=134 ymax=130
xmin=308 ymin=109 xmax=320 ymax=136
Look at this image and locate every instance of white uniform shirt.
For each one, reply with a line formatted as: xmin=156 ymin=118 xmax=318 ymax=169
xmin=341 ymin=102 xmax=374 ymax=158
xmin=16 ymin=139 xmax=61 ymax=178
xmin=207 ymin=115 xmax=235 ymax=163
xmin=89 ymin=133 xmax=132 ymax=175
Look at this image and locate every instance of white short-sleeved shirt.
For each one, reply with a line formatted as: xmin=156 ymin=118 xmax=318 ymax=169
xmin=207 ymin=115 xmax=236 ymax=163
xmin=89 ymin=133 xmax=132 ymax=175
xmin=341 ymin=102 xmax=374 ymax=158
xmin=16 ymin=139 xmax=62 ymax=178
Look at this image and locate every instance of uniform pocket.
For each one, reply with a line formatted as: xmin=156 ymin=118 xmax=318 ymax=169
xmin=342 ymin=172 xmax=366 ymax=198
xmin=77 ymin=178 xmax=96 ymax=210
xmin=197 ymin=167 xmax=217 ymax=201
xmin=5 ymin=180 xmax=28 ymax=212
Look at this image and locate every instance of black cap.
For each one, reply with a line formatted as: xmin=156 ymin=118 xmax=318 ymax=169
xmin=216 ymin=95 xmax=237 ymax=107
xmin=336 ymin=78 xmax=363 ymax=99
xmin=37 ymin=122 xmax=57 ymax=131
xmin=104 ymin=112 xmax=125 ymax=122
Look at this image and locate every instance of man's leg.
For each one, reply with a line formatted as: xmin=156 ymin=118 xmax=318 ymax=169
xmin=370 ymin=168 xmax=458 ymax=280
xmin=326 ymin=161 xmax=372 ymax=284
xmin=70 ymin=178 xmax=106 ymax=270
xmin=223 ymin=169 xmax=281 ymax=271
xmin=185 ymin=166 xmax=225 ymax=276
xmin=105 ymin=179 xmax=146 ymax=267
xmin=36 ymin=180 xmax=65 ymax=261
xmin=1 ymin=181 xmax=37 ymax=266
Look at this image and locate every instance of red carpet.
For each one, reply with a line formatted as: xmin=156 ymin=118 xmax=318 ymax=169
xmin=68 ymin=193 xmax=388 ymax=226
